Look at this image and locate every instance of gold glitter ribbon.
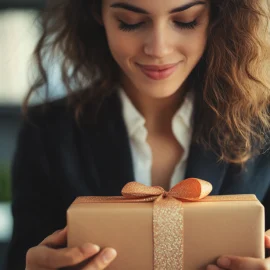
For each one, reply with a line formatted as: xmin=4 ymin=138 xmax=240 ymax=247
xmin=121 ymin=178 xmax=212 ymax=270
xmin=74 ymin=178 xmax=257 ymax=270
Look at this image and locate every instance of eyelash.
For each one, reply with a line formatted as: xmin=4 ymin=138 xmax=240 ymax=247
xmin=118 ymin=20 xmax=198 ymax=32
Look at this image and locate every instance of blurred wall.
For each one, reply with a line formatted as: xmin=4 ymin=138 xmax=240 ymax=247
xmin=0 ymin=1 xmax=43 ymax=267
xmin=0 ymin=9 xmax=40 ymax=104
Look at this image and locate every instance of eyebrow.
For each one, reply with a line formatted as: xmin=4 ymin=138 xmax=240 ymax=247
xmin=110 ymin=1 xmax=206 ymax=14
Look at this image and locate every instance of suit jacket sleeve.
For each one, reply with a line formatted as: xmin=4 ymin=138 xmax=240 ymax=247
xmin=4 ymin=113 xmax=66 ymax=270
xmin=261 ymin=141 xmax=270 ymax=232
xmin=263 ymin=187 xmax=270 ymax=231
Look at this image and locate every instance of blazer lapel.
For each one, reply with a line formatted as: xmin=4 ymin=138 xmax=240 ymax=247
xmin=185 ymin=142 xmax=229 ymax=194
xmin=82 ymin=92 xmax=135 ymax=196
xmin=81 ymin=91 xmax=229 ymax=196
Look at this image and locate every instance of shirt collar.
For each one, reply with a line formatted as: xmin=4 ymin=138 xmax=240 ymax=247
xmin=119 ymin=87 xmax=195 ymax=137
xmin=173 ymin=90 xmax=195 ymax=128
xmin=119 ymin=88 xmax=145 ymax=138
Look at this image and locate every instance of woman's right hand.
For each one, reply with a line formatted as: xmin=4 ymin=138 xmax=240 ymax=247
xmin=26 ymin=227 xmax=117 ymax=270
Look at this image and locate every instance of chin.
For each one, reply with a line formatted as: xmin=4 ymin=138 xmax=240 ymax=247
xmin=132 ymin=77 xmax=187 ymax=99
xmin=135 ymin=82 xmax=184 ymax=99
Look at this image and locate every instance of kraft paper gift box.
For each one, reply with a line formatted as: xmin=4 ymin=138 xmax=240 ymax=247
xmin=67 ymin=178 xmax=265 ymax=270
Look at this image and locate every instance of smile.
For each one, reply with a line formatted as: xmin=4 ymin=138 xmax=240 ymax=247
xmin=136 ymin=62 xmax=180 ymax=80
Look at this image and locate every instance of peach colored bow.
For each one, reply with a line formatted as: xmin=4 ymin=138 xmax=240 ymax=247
xmin=121 ymin=178 xmax=213 ymax=201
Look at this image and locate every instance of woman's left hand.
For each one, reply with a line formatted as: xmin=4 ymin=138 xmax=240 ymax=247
xmin=207 ymin=230 xmax=270 ymax=270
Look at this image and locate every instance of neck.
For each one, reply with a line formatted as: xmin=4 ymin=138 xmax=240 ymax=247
xmin=121 ymin=79 xmax=187 ymax=134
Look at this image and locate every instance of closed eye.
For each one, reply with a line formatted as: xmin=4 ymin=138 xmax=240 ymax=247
xmin=118 ymin=20 xmax=198 ymax=32
xmin=174 ymin=20 xmax=198 ymax=29
xmin=118 ymin=20 xmax=144 ymax=32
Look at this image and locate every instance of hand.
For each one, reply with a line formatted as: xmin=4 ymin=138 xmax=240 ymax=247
xmin=206 ymin=230 xmax=270 ymax=270
xmin=26 ymin=227 xmax=117 ymax=270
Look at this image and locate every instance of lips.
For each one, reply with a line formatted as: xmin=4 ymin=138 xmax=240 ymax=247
xmin=138 ymin=63 xmax=178 ymax=71
xmin=136 ymin=62 xmax=179 ymax=80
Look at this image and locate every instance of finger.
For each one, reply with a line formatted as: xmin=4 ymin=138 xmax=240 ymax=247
xmin=216 ymin=255 xmax=270 ymax=270
xmin=266 ymin=230 xmax=270 ymax=249
xmin=265 ymin=236 xmax=270 ymax=249
xmin=39 ymin=227 xmax=67 ymax=248
xmin=26 ymin=243 xmax=100 ymax=269
xmin=83 ymin=248 xmax=117 ymax=270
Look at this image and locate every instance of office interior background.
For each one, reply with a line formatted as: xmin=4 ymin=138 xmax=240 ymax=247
xmin=0 ymin=0 xmax=68 ymax=267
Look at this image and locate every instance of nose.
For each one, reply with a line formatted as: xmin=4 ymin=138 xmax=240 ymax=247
xmin=143 ymin=24 xmax=174 ymax=59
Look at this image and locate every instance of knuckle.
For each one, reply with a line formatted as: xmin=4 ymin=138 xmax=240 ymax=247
xmin=63 ymin=248 xmax=84 ymax=265
xmin=44 ymin=255 xmax=54 ymax=268
xmin=42 ymin=250 xmax=58 ymax=268
xmin=26 ymin=246 xmax=55 ymax=268
xmin=88 ymin=254 xmax=107 ymax=270
xmin=88 ymin=248 xmax=116 ymax=270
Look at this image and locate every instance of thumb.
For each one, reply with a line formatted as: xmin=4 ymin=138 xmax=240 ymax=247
xmin=216 ymin=255 xmax=270 ymax=270
xmin=39 ymin=226 xmax=67 ymax=248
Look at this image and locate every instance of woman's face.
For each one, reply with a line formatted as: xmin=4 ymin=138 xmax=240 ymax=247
xmin=102 ymin=0 xmax=210 ymax=98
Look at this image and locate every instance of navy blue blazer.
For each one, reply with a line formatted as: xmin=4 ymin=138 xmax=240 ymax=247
xmin=4 ymin=91 xmax=270 ymax=270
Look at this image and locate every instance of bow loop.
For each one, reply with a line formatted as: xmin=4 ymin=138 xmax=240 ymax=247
xmin=122 ymin=181 xmax=165 ymax=198
xmin=169 ymin=178 xmax=213 ymax=201
xmin=121 ymin=178 xmax=212 ymax=201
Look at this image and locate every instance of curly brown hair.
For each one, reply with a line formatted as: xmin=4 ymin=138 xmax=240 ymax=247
xmin=24 ymin=0 xmax=270 ymax=165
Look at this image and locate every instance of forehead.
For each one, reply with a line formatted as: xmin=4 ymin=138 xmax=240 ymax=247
xmin=103 ymin=0 xmax=209 ymax=15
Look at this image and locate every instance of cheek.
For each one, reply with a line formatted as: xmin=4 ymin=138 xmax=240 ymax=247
xmin=106 ymin=29 xmax=140 ymax=67
xmin=182 ymin=31 xmax=208 ymax=61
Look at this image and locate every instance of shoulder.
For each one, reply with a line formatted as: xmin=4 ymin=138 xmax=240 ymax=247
xmin=15 ymin=96 xmax=79 ymax=154
xmin=23 ymin=90 xmax=123 ymax=137
xmin=26 ymin=96 xmax=73 ymax=128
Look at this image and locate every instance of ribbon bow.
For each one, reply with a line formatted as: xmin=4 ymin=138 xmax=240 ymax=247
xmin=121 ymin=178 xmax=212 ymax=270
xmin=121 ymin=178 xmax=213 ymax=201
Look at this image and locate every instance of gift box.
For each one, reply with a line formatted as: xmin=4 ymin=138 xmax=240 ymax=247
xmin=67 ymin=178 xmax=265 ymax=270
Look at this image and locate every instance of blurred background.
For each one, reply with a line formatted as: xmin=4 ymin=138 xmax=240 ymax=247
xmin=0 ymin=0 xmax=61 ymax=267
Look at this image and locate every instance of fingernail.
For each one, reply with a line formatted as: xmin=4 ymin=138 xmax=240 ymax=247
xmin=81 ymin=243 xmax=100 ymax=254
xmin=217 ymin=257 xmax=231 ymax=267
xmin=102 ymin=249 xmax=117 ymax=264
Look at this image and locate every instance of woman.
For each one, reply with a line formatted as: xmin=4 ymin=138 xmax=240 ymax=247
xmin=4 ymin=0 xmax=270 ymax=269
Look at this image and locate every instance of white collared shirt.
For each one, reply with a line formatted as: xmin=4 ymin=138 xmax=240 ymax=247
xmin=119 ymin=88 xmax=194 ymax=189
